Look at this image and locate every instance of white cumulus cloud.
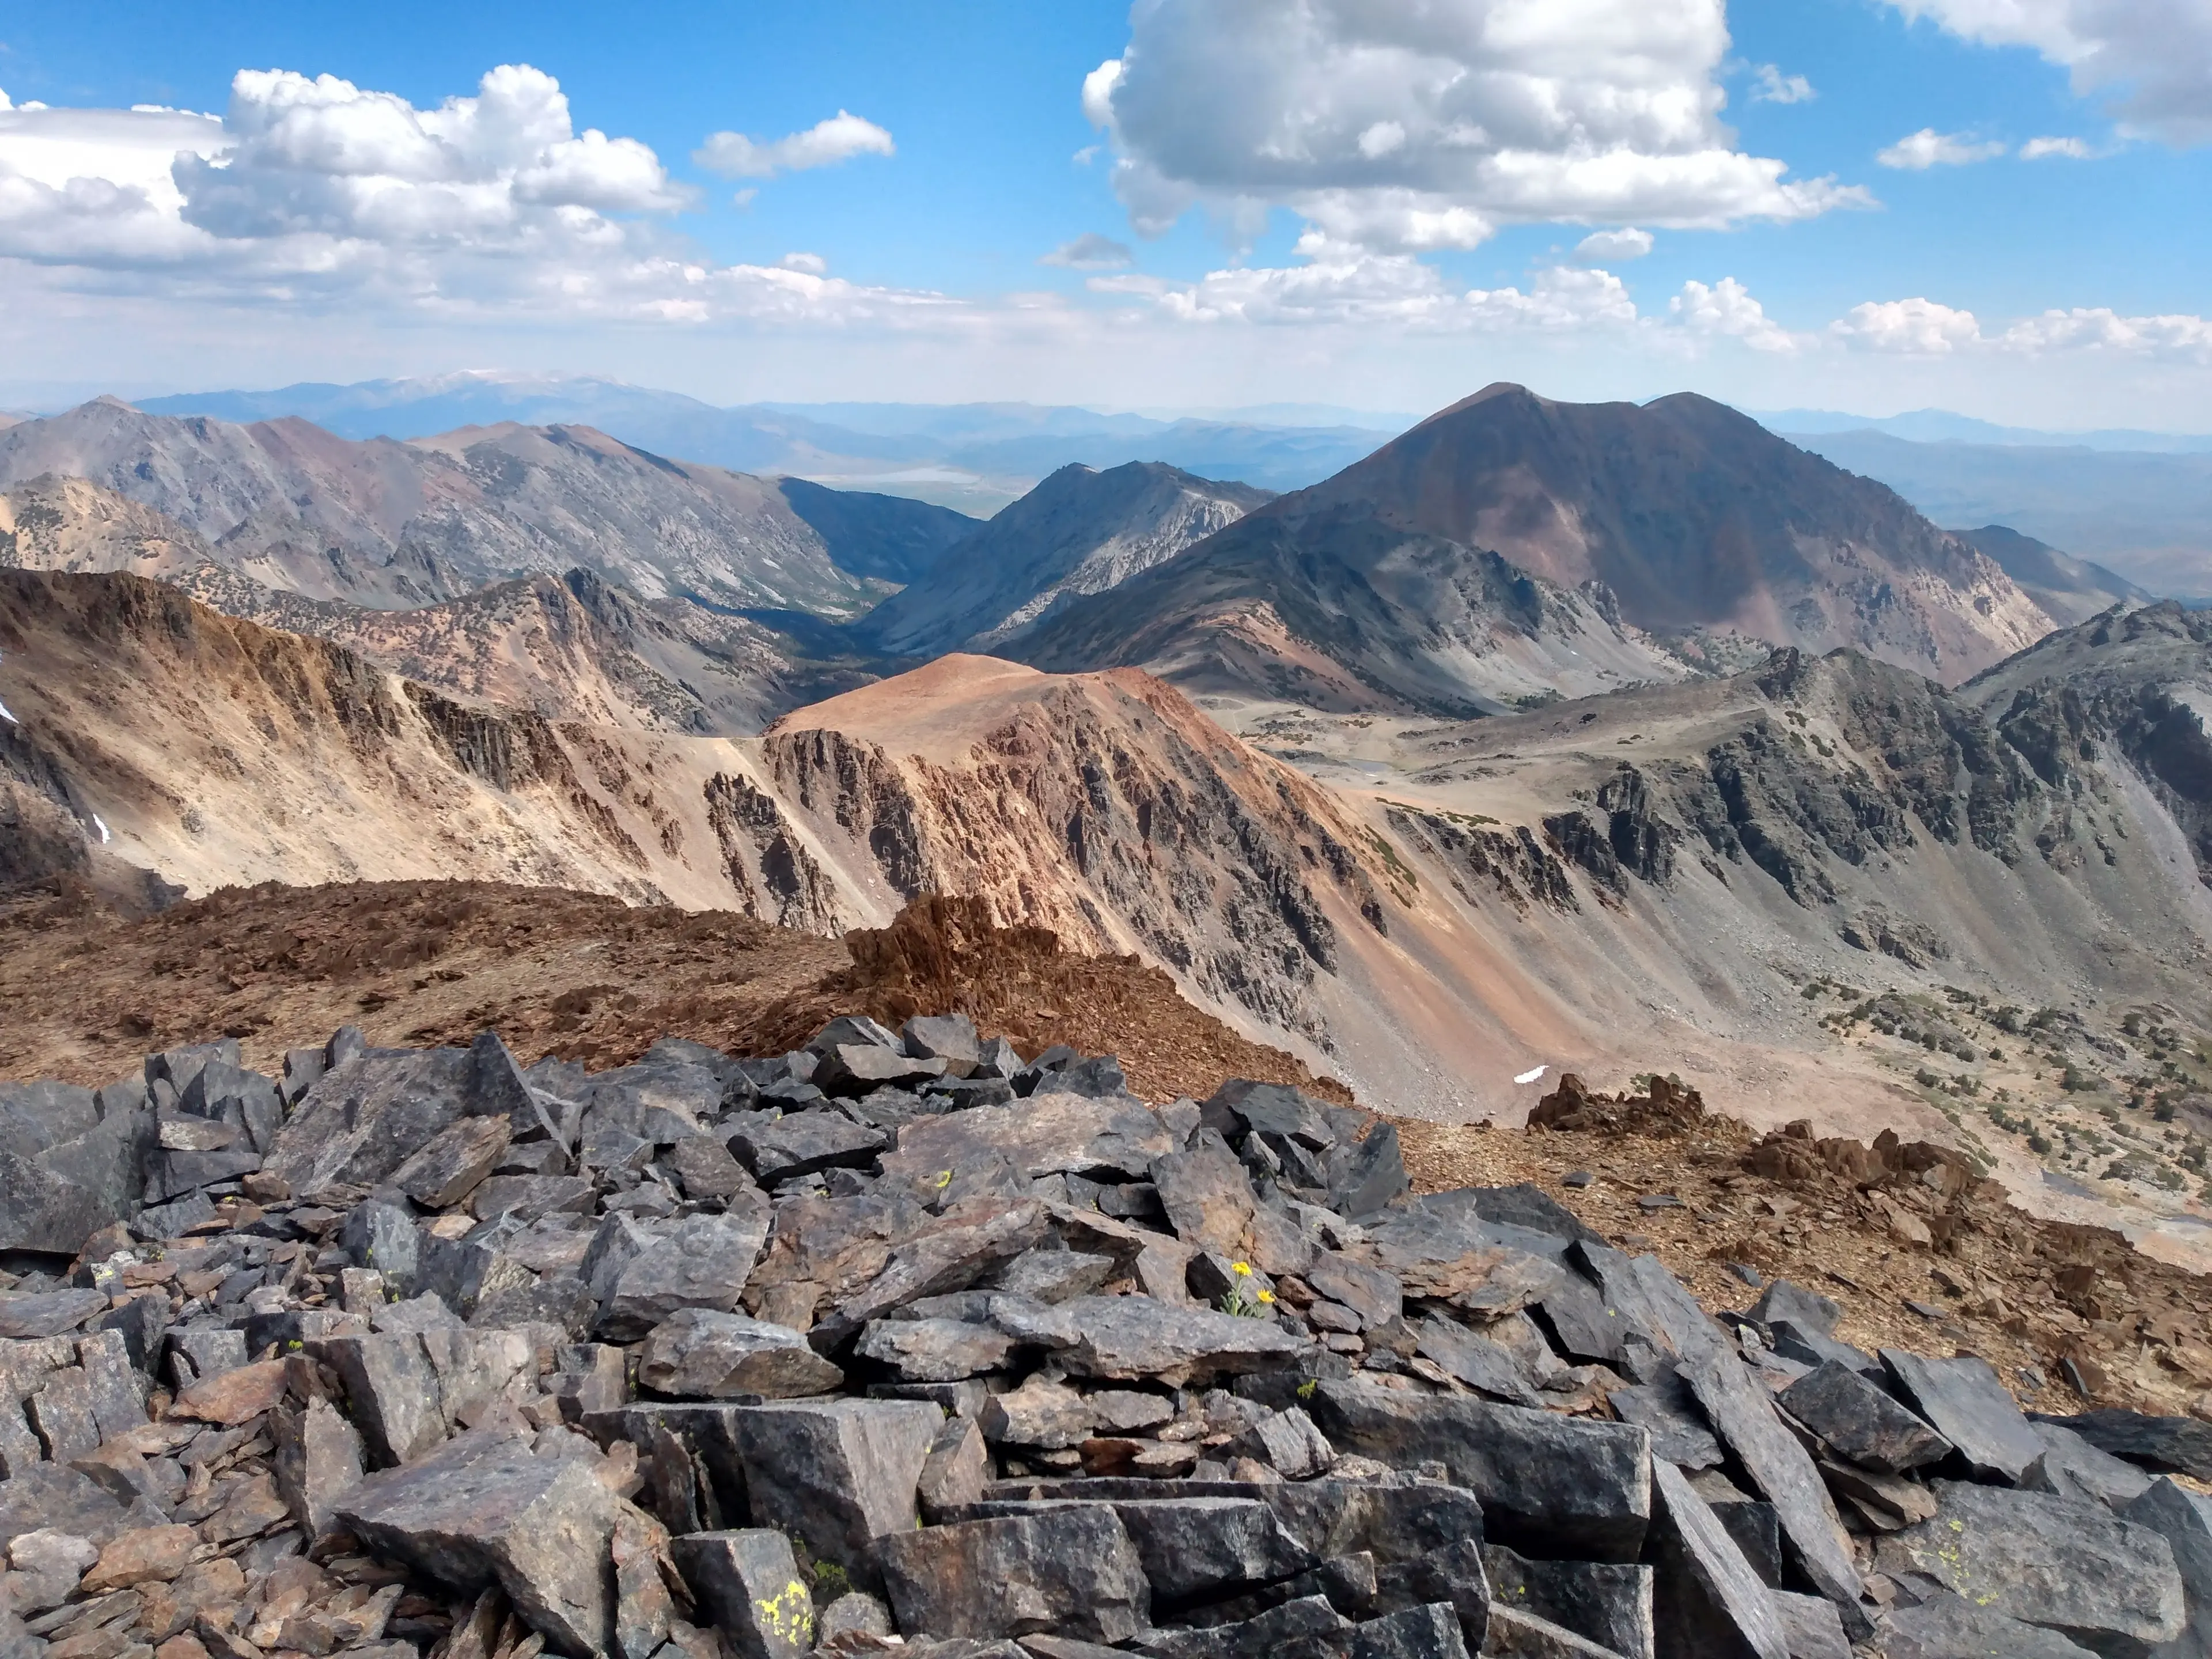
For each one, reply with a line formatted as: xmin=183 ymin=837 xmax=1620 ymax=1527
xmin=693 ymin=110 xmax=895 ymax=179
xmin=2020 ymin=135 xmax=2094 ymax=158
xmin=1876 ymin=128 xmax=2009 ymax=168
xmin=1749 ymin=65 xmax=1816 ymax=104
xmin=0 ymin=67 xmax=955 ymax=332
xmin=1831 ymin=297 xmax=1987 ymax=353
xmin=1574 ymin=227 xmax=1654 ymax=262
xmin=1884 ymin=0 xmax=2212 ymax=145
xmin=1830 ymin=295 xmax=2212 ymax=361
xmin=1082 ymin=0 xmax=1868 ymax=254
xmin=1669 ymin=276 xmax=1803 ymax=351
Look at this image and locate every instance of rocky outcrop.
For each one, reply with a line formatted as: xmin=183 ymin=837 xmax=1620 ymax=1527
xmin=763 ymin=660 xmax=1395 ymax=1043
xmin=1 ymin=1018 xmax=2200 ymax=1658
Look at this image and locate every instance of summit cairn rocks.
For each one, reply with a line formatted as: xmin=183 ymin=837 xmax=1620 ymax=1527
xmin=0 ymin=1016 xmax=2200 ymax=1658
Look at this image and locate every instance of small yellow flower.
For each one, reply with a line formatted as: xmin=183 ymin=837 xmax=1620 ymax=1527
xmin=1256 ymin=1289 xmax=1275 ymax=1305
xmin=1231 ymin=1261 xmax=1252 ymax=1277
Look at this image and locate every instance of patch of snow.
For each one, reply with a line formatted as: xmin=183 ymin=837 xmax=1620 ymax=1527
xmin=92 ymin=814 xmax=111 ymax=844
xmin=1514 ymin=1065 xmax=1548 ymax=1085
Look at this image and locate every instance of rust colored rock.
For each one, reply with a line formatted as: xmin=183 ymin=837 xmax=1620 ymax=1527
xmin=168 ymin=1357 xmax=291 ymax=1425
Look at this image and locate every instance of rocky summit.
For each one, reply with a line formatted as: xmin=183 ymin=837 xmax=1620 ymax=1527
xmin=3 ymin=1019 xmax=2206 ymax=1659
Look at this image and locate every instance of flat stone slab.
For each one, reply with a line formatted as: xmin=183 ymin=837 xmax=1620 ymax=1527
xmin=1000 ymin=1293 xmax=1308 ymax=1388
xmin=1876 ymin=1480 xmax=2184 ymax=1657
xmin=1779 ymin=1361 xmax=1953 ymax=1474
xmin=1881 ymin=1351 xmax=2043 ymax=1484
xmin=873 ymin=1506 xmax=1149 ymax=1645
xmin=1301 ymin=1379 xmax=1651 ymax=1562
xmin=884 ymin=1094 xmax=1172 ymax=1185
xmin=2040 ymin=1410 xmax=2212 ymax=1482
xmin=637 ymin=1308 xmax=845 ymax=1399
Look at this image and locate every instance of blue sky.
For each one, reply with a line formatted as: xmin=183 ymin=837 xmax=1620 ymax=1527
xmin=0 ymin=1 xmax=2206 ymax=427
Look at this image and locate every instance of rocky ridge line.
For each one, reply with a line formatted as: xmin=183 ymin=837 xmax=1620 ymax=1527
xmin=3 ymin=1021 xmax=2209 ymax=1658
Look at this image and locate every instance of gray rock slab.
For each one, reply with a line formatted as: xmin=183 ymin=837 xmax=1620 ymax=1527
xmin=2046 ymin=1412 xmax=2212 ymax=1483
xmin=1302 ymin=1379 xmax=1651 ymax=1562
xmin=1340 ymin=1602 xmax=1472 ymax=1657
xmin=903 ymin=1015 xmax=981 ymax=1078
xmin=1607 ymin=1374 xmax=1723 ymax=1471
xmin=1648 ymin=1460 xmax=1791 ymax=1659
xmin=271 ymin=1395 xmax=366 ymax=1540
xmin=0 ymin=1463 xmax=132 ymax=1544
xmin=722 ymin=1397 xmax=942 ymax=1588
xmin=1876 ymin=1480 xmax=2184 ymax=1657
xmin=985 ymin=1248 xmax=1115 ymax=1305
xmin=594 ymin=1208 xmax=771 ymax=1342
xmin=873 ymin=1506 xmax=1149 ymax=1644
xmin=856 ymin=1317 xmax=1020 ymax=1382
xmin=669 ymin=1529 xmax=813 ymax=1659
xmin=265 ymin=1048 xmax=471 ymax=1194
xmin=0 ymin=1291 xmax=108 ymax=1340
xmin=1307 ymin=1258 xmax=1404 ymax=1330
xmin=1481 ymin=1544 xmax=1653 ymax=1659
xmin=1882 ymin=1351 xmax=2044 ymax=1484
xmin=886 ymin=1094 xmax=1172 ymax=1185
xmin=813 ymin=1043 xmax=948 ymax=1096
xmin=2025 ymin=1422 xmax=2158 ymax=1509
xmin=728 ymin=1111 xmax=886 ymax=1183
xmin=1744 ymin=1281 xmax=1842 ymax=1338
xmin=1103 ymin=1494 xmax=1317 ymax=1605
xmin=1880 ymin=1590 xmax=2099 ymax=1659
xmin=335 ymin=1425 xmax=629 ymax=1658
xmin=391 ymin=1115 xmax=512 ymax=1210
xmin=1779 ymin=1362 xmax=1953 ymax=1474
xmin=318 ymin=1332 xmax=448 ymax=1467
xmin=1479 ymin=1602 xmax=1631 ymax=1658
xmin=1772 ymin=1591 xmax=1851 ymax=1659
xmin=2121 ymin=1478 xmax=2212 ymax=1659
xmin=918 ymin=1413 xmax=988 ymax=1520
xmin=979 ymin=1374 xmax=1097 ymax=1450
xmin=1411 ymin=1315 xmax=1542 ymax=1407
xmin=1021 ymin=1293 xmax=1308 ymax=1387
xmin=636 ymin=1308 xmax=843 ymax=1400
xmin=810 ymin=1196 xmax=1051 ymax=1348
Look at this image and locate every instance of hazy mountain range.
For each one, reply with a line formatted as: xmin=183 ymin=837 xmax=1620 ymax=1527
xmin=124 ymin=372 xmax=1400 ymax=514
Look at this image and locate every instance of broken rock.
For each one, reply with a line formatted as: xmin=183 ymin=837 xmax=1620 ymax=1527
xmin=635 ymin=1308 xmax=844 ymax=1400
xmin=873 ymin=1506 xmax=1149 ymax=1644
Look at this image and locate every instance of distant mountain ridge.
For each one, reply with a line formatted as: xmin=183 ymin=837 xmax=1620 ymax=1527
xmin=0 ymin=399 xmax=968 ymax=616
xmin=858 ymin=461 xmax=1271 ymax=657
xmin=1785 ymin=427 xmax=2212 ymax=597
xmin=126 ymin=373 xmax=1404 ymax=510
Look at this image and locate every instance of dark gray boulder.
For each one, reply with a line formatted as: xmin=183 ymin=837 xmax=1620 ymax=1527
xmin=635 ymin=1308 xmax=844 ymax=1399
xmin=2120 ymin=1478 xmax=2212 ymax=1659
xmin=721 ymin=1397 xmax=942 ymax=1586
xmin=728 ymin=1111 xmax=887 ymax=1184
xmin=2043 ymin=1412 xmax=2212 ymax=1484
xmin=1876 ymin=1480 xmax=2183 ymax=1657
xmin=1882 ymin=1351 xmax=2045 ymax=1484
xmin=1646 ymin=1460 xmax=1790 ymax=1659
xmin=669 ymin=1529 xmax=815 ymax=1659
xmin=1778 ymin=1362 xmax=1953 ymax=1474
xmin=1301 ymin=1380 xmax=1650 ymax=1562
xmin=1480 ymin=1544 xmax=1653 ymax=1659
xmin=885 ymin=1094 xmax=1172 ymax=1185
xmin=2024 ymin=1421 xmax=2158 ymax=1509
xmin=873 ymin=1506 xmax=1149 ymax=1643
xmin=1880 ymin=1590 xmax=2099 ymax=1659
xmin=335 ymin=1425 xmax=634 ymax=1657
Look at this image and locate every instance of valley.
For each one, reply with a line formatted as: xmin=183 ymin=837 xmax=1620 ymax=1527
xmin=4 ymin=383 xmax=2211 ymax=1278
